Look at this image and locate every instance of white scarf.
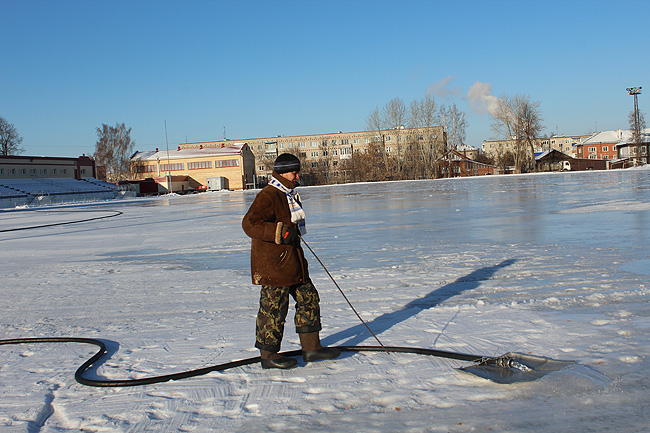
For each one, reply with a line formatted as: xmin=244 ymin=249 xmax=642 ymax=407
xmin=269 ymin=177 xmax=307 ymax=235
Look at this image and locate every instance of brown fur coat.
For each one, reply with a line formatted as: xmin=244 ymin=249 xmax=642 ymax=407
xmin=242 ymin=172 xmax=309 ymax=286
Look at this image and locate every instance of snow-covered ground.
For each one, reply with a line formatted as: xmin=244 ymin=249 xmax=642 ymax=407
xmin=1 ymin=168 xmax=650 ymax=432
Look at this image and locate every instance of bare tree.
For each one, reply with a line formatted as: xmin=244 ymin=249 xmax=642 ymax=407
xmin=94 ymin=123 xmax=135 ymax=182
xmin=366 ymin=106 xmax=388 ymax=170
xmin=341 ymin=142 xmax=388 ymax=183
xmin=490 ymin=94 xmax=543 ymax=173
xmin=628 ymin=109 xmax=647 ymax=164
xmin=438 ymin=103 xmax=467 ymax=150
xmin=408 ymin=95 xmax=443 ymax=178
xmin=0 ymin=116 xmax=24 ymax=156
xmin=518 ymin=97 xmax=544 ymax=171
xmin=383 ymin=98 xmax=407 ymax=173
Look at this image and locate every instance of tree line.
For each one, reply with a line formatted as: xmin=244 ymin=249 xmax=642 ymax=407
xmin=2 ymin=89 xmax=646 ymax=183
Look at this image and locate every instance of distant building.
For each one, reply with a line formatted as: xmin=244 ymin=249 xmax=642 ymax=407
xmin=0 ymin=155 xmax=96 ymax=179
xmin=445 ymin=149 xmax=495 ymax=176
xmin=178 ymin=127 xmax=456 ymax=183
xmin=130 ymin=142 xmax=255 ymax=192
xmin=0 ymin=156 xmax=124 ymax=208
xmin=578 ymin=128 xmax=650 ymax=167
xmin=576 ymin=130 xmax=625 ymax=161
xmin=575 ymin=129 xmax=650 ymax=166
xmin=482 ymin=134 xmax=590 ymax=160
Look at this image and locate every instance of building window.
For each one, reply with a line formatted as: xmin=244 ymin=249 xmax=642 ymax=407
xmin=311 ymin=151 xmax=319 ymax=158
xmin=311 ymin=162 xmax=318 ymax=168
xmin=215 ymin=159 xmax=239 ymax=168
xmin=161 ymin=163 xmax=184 ymax=171
xmin=353 ymin=139 xmax=359 ymax=144
xmin=137 ymin=165 xmax=158 ymax=173
xmin=298 ymin=142 xmax=306 ymax=148
xmin=341 ymin=139 xmax=349 ymax=145
xmin=588 ymin=147 xmax=597 ymax=153
xmin=188 ymin=161 xmax=212 ymax=170
xmin=311 ymin=141 xmax=318 ymax=147
xmin=603 ymin=146 xmax=608 ymax=152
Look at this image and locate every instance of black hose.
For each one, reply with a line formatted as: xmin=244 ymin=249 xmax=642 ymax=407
xmin=0 ymin=336 xmax=486 ymax=387
xmin=0 ymin=209 xmax=123 ymax=233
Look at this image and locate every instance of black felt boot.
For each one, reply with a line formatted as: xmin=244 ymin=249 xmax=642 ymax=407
xmin=299 ymin=332 xmax=341 ymax=363
xmin=260 ymin=350 xmax=297 ymax=369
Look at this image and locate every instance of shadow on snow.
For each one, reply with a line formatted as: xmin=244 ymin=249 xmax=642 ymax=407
xmin=321 ymin=259 xmax=517 ymax=347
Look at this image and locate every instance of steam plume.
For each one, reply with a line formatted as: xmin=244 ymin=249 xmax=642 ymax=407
xmin=466 ymin=81 xmax=500 ymax=115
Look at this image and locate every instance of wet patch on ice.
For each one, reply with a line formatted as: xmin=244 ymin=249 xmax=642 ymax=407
xmin=619 ymin=259 xmax=650 ymax=276
xmin=532 ymin=364 xmax=611 ymax=395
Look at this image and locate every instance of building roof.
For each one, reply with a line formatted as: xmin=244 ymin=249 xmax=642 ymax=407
xmin=455 ymin=144 xmax=478 ymax=152
xmin=132 ymin=143 xmax=247 ymax=162
xmin=535 ymin=149 xmax=571 ymax=161
xmin=580 ymin=129 xmax=650 ymax=147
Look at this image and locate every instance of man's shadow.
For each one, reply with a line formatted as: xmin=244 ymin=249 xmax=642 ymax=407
xmin=321 ymin=259 xmax=517 ymax=347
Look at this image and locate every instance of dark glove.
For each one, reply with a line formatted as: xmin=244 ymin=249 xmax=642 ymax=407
xmin=280 ymin=226 xmax=299 ymax=244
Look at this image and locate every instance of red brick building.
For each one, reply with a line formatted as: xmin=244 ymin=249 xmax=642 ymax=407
xmin=576 ymin=130 xmax=625 ymax=161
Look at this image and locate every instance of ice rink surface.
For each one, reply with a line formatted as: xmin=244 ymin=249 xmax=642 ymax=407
xmin=1 ymin=168 xmax=649 ymax=432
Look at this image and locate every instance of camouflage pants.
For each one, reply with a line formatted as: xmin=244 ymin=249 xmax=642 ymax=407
xmin=255 ymin=281 xmax=322 ymax=353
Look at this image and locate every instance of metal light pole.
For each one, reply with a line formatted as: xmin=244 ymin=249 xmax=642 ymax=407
xmin=626 ymin=87 xmax=642 ymax=165
xmin=165 ymin=120 xmax=172 ymax=193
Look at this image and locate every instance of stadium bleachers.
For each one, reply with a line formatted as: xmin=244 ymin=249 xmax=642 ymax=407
xmin=0 ymin=178 xmax=123 ymax=208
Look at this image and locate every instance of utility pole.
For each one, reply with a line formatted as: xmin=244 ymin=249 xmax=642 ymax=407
xmin=626 ymin=87 xmax=642 ymax=165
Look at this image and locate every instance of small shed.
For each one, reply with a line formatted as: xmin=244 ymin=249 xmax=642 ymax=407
xmin=535 ymin=150 xmax=572 ymax=172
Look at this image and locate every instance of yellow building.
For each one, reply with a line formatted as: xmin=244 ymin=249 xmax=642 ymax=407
xmin=130 ymin=142 xmax=255 ymax=191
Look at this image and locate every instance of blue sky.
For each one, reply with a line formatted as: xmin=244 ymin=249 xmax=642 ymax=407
xmin=1 ymin=0 xmax=648 ymax=157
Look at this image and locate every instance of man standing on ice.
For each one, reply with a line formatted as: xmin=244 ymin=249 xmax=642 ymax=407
xmin=242 ymin=153 xmax=341 ymax=369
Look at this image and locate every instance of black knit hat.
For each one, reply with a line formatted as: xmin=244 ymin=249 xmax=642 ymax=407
xmin=274 ymin=153 xmax=301 ymax=173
